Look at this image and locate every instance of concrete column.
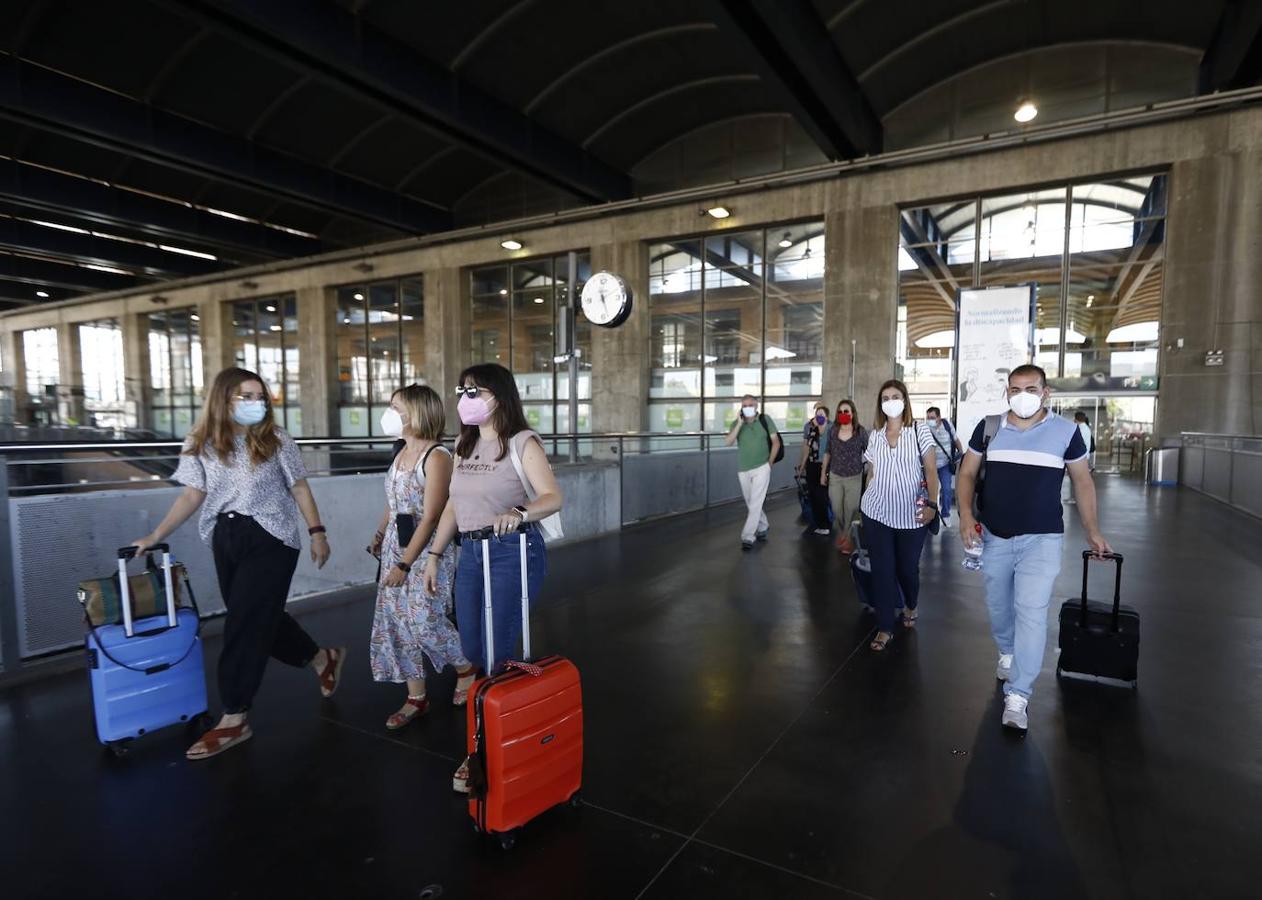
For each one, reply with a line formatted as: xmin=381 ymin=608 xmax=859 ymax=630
xmin=295 ymin=285 xmax=336 ymax=437
xmin=823 ymin=201 xmax=900 ymax=421
xmin=589 ymin=241 xmax=650 ymax=448
xmin=424 ymin=266 xmax=471 ymax=429
xmin=199 ymin=298 xmax=236 ymax=377
xmin=1159 ymin=147 xmax=1262 ymax=440
xmin=56 ymin=323 xmax=85 ymax=425
xmin=121 ymin=311 xmax=151 ymax=431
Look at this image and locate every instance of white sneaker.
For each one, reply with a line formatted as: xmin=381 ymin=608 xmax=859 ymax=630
xmin=996 ymin=653 xmax=1013 ymax=681
xmin=1002 ymin=693 xmax=1029 ymax=731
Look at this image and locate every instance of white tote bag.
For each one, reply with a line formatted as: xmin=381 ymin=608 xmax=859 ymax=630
xmin=508 ymin=432 xmax=564 ymax=542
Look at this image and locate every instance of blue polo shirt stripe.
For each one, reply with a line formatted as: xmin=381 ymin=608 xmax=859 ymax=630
xmin=968 ymin=413 xmax=1087 ymax=537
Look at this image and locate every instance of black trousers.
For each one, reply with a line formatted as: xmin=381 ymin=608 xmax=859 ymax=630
xmin=212 ymin=513 xmax=317 ymax=713
xmin=804 ymin=461 xmax=830 ymax=527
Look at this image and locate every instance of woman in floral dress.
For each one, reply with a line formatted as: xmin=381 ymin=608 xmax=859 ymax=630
xmin=369 ymin=384 xmax=475 ymax=730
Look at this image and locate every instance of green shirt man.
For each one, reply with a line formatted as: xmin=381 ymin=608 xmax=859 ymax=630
xmin=725 ymin=395 xmax=782 ymax=547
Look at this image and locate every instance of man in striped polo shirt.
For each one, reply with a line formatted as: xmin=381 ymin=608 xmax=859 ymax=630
xmin=956 ymin=365 xmax=1112 ymax=732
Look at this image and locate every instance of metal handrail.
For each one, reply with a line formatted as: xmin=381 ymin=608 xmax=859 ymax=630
xmin=0 ymin=431 xmax=735 ymax=453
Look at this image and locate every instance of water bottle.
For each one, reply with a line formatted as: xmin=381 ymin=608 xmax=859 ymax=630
xmin=961 ymin=523 xmax=983 ymax=571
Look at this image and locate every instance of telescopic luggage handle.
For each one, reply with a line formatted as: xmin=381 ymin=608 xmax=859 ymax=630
xmin=1080 ymin=550 xmax=1124 ymax=632
xmin=478 ymin=529 xmax=532 ymax=674
xmin=116 ymin=544 xmax=177 ymax=636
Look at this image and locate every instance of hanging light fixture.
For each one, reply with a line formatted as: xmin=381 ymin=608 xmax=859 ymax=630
xmin=1014 ymin=101 xmax=1038 ymax=123
xmin=500 ymin=238 xmax=523 ymax=251
xmin=778 ymin=231 xmax=792 ymax=249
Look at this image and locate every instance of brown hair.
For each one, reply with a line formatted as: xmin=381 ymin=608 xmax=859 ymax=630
xmin=391 ymin=383 xmax=445 ymax=441
xmin=835 ymin=398 xmax=857 ymax=417
xmin=454 ymin=363 xmax=532 ymax=462
xmin=873 ymin=378 xmax=915 ymax=429
xmin=185 ymin=367 xmax=281 ymax=466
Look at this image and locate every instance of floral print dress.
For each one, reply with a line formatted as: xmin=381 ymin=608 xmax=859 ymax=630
xmin=370 ymin=446 xmax=468 ymax=683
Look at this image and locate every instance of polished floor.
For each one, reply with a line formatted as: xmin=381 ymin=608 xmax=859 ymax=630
xmin=1 ymin=477 xmax=1259 ymax=900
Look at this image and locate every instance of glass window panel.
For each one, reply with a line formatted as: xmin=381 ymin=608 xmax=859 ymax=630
xmin=649 ymin=401 xmax=701 ymax=434
xmin=761 ymin=401 xmax=809 ymax=441
xmin=704 ymin=400 xmax=742 ymax=433
xmin=337 ymin=287 xmax=368 ymax=406
xmin=168 ymin=309 xmax=192 ymax=406
xmin=471 ymin=289 xmax=509 ymax=366
xmin=703 ymin=231 xmax=763 ymax=289
xmin=22 ymin=327 xmax=59 ymax=397
xmin=1060 ymin=259 xmax=1163 ymax=389
xmin=704 ymin=283 xmax=761 ymax=397
xmin=400 ymin=277 xmax=425 ymax=384
xmin=512 ymin=289 xmax=554 ymax=402
xmin=650 ymin=242 xmax=702 ymax=295
xmin=232 ymin=302 xmax=257 ymax=373
xmin=471 ymin=266 xmax=509 ymax=297
xmin=368 ymin=283 xmax=400 ymax=412
xmin=255 ymin=303 xmax=284 ymax=406
xmin=522 ymin=402 xmax=553 ymax=434
xmin=979 ymin=189 xmax=1067 ymax=261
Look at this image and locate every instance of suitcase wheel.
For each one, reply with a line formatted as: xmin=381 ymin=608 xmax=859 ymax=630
xmin=568 ymin=791 xmax=583 ymax=810
xmin=105 ymin=741 xmax=130 ymax=759
xmin=497 ymin=830 xmax=518 ymax=851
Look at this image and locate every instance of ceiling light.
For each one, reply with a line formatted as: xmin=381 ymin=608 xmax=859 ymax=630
xmin=353 ymin=292 xmax=364 ymax=301
xmin=35 ymin=290 xmax=49 ymax=298
xmin=706 ymin=206 xmax=731 ymax=219
xmin=500 ymin=239 xmax=523 ymax=251
xmin=343 ymin=317 xmax=351 ymax=324
xmin=533 ymin=297 xmax=544 ymax=304
xmin=190 ymin=314 xmax=200 ymax=321
xmin=265 ymin=305 xmax=276 ymax=312
xmin=778 ymin=232 xmax=792 ymax=249
xmin=269 ymin=324 xmax=282 ymax=332
xmin=1014 ymin=102 xmax=1038 ymax=124
xmin=499 ymin=288 xmax=508 ymax=296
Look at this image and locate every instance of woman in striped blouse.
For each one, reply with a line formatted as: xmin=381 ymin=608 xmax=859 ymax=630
xmin=860 ymin=379 xmax=939 ymax=652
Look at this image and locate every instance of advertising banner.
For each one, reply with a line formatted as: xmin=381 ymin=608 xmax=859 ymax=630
xmin=954 ymin=286 xmax=1034 ymax=442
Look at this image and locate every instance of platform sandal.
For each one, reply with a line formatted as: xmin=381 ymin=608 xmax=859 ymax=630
xmin=902 ymin=608 xmax=919 ymax=628
xmin=386 ymin=696 xmax=429 ymax=731
xmin=870 ymin=631 xmax=893 ymax=652
xmin=452 ymin=666 xmax=478 ymax=707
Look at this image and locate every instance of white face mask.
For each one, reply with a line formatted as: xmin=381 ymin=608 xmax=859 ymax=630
xmin=740 ymin=406 xmax=758 ymax=419
xmin=1009 ymin=391 xmax=1044 ymax=419
xmin=881 ymin=398 xmax=905 ymax=420
xmin=380 ymin=408 xmax=405 ymax=438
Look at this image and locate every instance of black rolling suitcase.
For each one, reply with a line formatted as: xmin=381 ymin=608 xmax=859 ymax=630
xmin=1057 ymin=551 xmax=1138 ymax=686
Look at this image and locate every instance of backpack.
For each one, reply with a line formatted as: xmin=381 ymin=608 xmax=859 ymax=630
xmin=759 ymin=414 xmax=784 ymax=464
xmin=971 ymin=414 xmax=1003 ymax=517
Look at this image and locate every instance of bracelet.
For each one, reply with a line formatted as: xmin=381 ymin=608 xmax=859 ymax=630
xmin=308 ymin=525 xmax=326 ymax=535
xmin=395 ymin=561 xmax=411 ymax=573
xmin=427 ymin=549 xmax=445 ymax=558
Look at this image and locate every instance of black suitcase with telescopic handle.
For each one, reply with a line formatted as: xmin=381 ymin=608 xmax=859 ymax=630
xmin=1057 ymin=551 xmax=1139 ymax=687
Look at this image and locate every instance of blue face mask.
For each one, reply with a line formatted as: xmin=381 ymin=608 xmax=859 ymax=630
xmin=231 ymin=400 xmax=267 ymax=427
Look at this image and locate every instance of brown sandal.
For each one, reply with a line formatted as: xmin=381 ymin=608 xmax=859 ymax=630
xmin=186 ymin=723 xmax=253 ymax=761
xmin=902 ymin=609 xmax=919 ymax=628
xmin=318 ymin=647 xmax=347 ymax=698
xmin=386 ymin=696 xmax=429 ymax=731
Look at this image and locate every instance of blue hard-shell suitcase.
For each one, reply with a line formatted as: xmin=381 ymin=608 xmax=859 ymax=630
xmin=84 ymin=544 xmax=208 ymax=755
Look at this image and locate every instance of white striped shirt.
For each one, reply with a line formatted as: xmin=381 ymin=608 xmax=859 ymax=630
xmin=860 ymin=422 xmax=937 ymax=529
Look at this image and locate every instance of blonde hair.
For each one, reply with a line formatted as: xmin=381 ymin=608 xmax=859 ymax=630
xmin=392 ymin=383 xmax=444 ymax=441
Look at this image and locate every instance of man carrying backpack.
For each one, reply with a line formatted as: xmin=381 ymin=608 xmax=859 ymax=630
xmin=725 ymin=394 xmax=782 ymax=550
xmin=925 ymin=406 xmax=964 ymax=529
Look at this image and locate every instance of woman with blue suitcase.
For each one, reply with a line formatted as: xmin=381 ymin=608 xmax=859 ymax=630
xmin=130 ymin=367 xmax=343 ymax=761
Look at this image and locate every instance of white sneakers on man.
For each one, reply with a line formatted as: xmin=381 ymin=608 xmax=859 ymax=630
xmin=996 ymin=653 xmax=1013 ymax=681
xmin=1002 ymin=693 xmax=1029 ymax=731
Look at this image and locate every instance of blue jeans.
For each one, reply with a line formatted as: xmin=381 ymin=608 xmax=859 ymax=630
xmin=981 ymin=530 xmax=1064 ymax=699
xmin=937 ymin=464 xmax=954 ymax=518
xmin=862 ymin=514 xmax=928 ymax=633
xmin=454 ymin=529 xmax=548 ymax=673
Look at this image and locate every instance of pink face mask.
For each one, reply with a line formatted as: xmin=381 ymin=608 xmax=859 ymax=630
xmin=457 ymin=393 xmax=492 ymax=426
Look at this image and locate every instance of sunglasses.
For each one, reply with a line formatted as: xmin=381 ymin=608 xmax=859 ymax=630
xmin=454 ymin=385 xmax=487 ymax=399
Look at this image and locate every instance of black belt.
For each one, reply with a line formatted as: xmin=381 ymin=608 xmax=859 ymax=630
xmin=218 ymin=511 xmax=253 ymax=521
xmin=456 ymin=522 xmax=533 ymax=544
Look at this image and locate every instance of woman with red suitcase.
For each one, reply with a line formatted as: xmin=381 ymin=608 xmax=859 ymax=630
xmin=421 ymin=363 xmax=563 ymax=793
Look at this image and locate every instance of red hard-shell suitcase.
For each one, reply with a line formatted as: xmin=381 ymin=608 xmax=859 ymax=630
xmin=465 ymin=528 xmax=583 ymax=849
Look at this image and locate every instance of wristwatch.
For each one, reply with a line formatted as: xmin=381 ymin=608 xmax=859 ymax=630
xmin=513 ymin=505 xmax=529 ymax=523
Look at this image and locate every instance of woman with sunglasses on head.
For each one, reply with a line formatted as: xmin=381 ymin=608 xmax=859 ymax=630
xmin=821 ymin=398 xmax=866 ymax=554
xmin=860 ymin=379 xmax=939 ymax=652
xmin=421 ymin=363 xmax=563 ymax=793
xmin=369 ymin=384 xmax=476 ymax=731
xmin=129 ymin=367 xmax=342 ymax=760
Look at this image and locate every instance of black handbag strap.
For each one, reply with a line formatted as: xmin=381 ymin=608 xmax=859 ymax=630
xmin=1079 ymin=551 xmax=1124 ymax=631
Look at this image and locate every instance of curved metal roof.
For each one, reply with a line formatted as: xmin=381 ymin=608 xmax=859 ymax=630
xmin=0 ymin=0 xmax=1256 ymax=306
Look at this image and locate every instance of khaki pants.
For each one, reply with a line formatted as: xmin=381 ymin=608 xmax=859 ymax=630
xmin=828 ymin=474 xmax=863 ymax=532
xmin=737 ymin=463 xmax=771 ymax=543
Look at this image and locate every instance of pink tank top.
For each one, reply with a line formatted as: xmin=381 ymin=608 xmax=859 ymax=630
xmin=449 ymin=431 xmax=536 ymax=532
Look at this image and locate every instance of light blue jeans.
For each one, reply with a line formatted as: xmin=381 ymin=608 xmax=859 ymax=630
xmin=981 ymin=530 xmax=1064 ymax=699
